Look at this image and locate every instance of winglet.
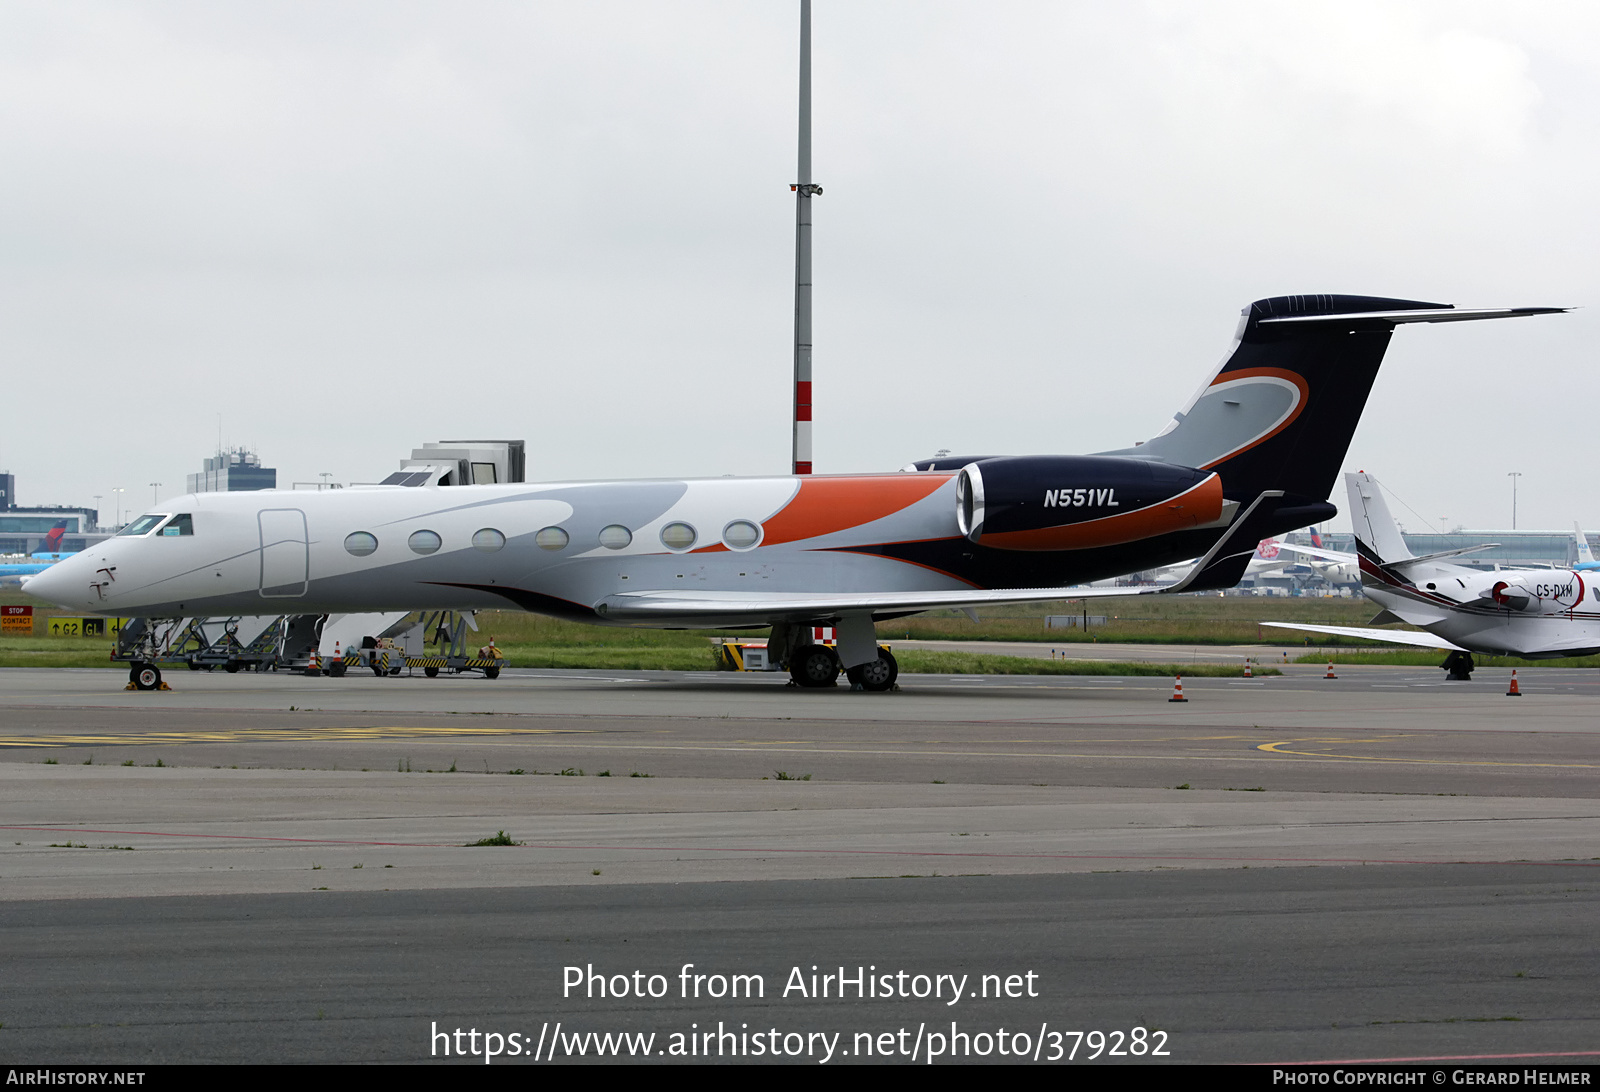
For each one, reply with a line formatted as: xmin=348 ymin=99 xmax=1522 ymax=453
xmin=1163 ymin=491 xmax=1284 ymax=594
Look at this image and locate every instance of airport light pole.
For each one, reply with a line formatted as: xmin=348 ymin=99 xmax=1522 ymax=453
xmin=1508 ymin=472 xmax=1522 ymax=530
xmin=93 ymin=496 xmax=102 ymax=533
xmin=149 ymin=482 xmax=161 ymax=505
xmin=112 ymin=487 xmax=125 ymax=529
xmin=790 ymin=0 xmax=821 ymax=475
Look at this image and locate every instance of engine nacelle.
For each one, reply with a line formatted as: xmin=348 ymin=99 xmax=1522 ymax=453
xmin=954 ymin=455 xmax=1226 ymax=551
xmin=1489 ymin=580 xmax=1534 ymax=611
xmin=1444 ymin=571 xmax=1585 ymax=612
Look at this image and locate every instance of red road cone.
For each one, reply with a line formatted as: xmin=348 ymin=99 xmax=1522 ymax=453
xmin=1506 ymin=670 xmax=1522 ymax=697
xmin=1169 ymin=675 xmax=1187 ymax=703
xmin=1243 ymin=660 xmax=1253 ymax=678
xmin=305 ymin=648 xmax=321 ymax=676
xmin=1324 ymin=659 xmax=1338 ymax=680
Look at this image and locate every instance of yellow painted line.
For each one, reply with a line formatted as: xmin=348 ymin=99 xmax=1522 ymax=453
xmin=1257 ymin=739 xmax=1600 ymax=769
xmin=0 ymin=726 xmax=596 ymax=748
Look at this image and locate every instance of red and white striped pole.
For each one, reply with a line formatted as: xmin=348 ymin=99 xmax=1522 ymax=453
xmin=791 ymin=0 xmax=820 ymax=475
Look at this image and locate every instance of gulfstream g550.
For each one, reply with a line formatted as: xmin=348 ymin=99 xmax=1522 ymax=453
xmin=25 ymin=295 xmax=1561 ymax=689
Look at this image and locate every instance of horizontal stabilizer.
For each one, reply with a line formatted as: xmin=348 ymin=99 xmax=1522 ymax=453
xmin=1260 ymin=307 xmax=1568 ymax=326
xmin=1259 ymin=621 xmax=1463 ymax=652
xmin=1274 ymin=542 xmax=1356 ymax=564
xmin=1388 ymin=545 xmax=1500 ymax=567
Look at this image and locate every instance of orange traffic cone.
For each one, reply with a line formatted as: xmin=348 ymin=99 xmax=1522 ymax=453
xmin=306 ymin=648 xmax=321 ymax=676
xmin=1324 ymin=659 xmax=1338 ymax=679
xmin=1506 ymin=670 xmax=1522 ymax=697
xmin=1243 ymin=660 xmax=1253 ymax=678
xmin=1169 ymin=675 xmax=1187 ymax=703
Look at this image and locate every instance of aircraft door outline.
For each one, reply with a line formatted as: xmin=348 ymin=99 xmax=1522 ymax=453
xmin=259 ymin=509 xmax=309 ymax=598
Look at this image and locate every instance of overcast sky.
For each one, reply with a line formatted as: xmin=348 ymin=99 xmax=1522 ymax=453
xmin=2 ymin=1 xmax=1595 ymax=533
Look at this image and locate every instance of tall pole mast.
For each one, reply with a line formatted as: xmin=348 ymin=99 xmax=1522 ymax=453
xmin=791 ymin=0 xmax=821 ymax=474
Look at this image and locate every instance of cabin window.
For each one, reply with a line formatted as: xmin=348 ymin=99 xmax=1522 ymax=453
xmin=598 ymin=524 xmax=632 ymax=550
xmin=408 ymin=529 xmax=442 ymax=555
xmin=160 ymin=514 xmax=194 ymax=536
xmin=535 ymin=527 xmax=569 ymax=551
xmin=472 ymin=528 xmax=506 ymax=552
xmin=118 ymin=514 xmax=167 ymax=537
xmin=723 ymin=520 xmax=761 ymax=550
xmin=345 ymin=532 xmax=379 ymax=557
xmin=659 ymin=522 xmax=697 ymax=551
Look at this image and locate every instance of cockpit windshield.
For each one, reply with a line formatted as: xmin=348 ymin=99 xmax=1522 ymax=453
xmin=118 ymin=514 xmax=168 ymax=537
xmin=160 ymin=514 xmax=194 ymax=536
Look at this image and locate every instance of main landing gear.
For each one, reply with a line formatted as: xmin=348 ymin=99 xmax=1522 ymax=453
xmin=786 ymin=644 xmax=899 ymax=692
xmin=846 ymin=648 xmax=899 ymax=692
xmin=129 ymin=663 xmax=163 ymax=691
xmin=1441 ymin=650 xmax=1476 ymax=681
xmin=788 ymin=645 xmax=840 ymax=688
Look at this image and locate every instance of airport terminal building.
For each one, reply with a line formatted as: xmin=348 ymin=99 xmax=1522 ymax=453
xmin=0 ymin=473 xmax=101 ymax=554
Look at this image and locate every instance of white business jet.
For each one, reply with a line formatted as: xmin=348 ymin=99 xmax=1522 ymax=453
xmin=1264 ymin=472 xmax=1600 ymax=679
xmin=26 ymin=296 xmax=1561 ymax=691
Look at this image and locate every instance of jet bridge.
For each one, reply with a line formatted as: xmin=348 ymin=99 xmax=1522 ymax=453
xmin=378 ymin=440 xmax=526 ymax=488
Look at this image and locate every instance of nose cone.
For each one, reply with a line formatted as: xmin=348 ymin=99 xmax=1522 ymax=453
xmin=21 ymin=554 xmax=84 ymax=610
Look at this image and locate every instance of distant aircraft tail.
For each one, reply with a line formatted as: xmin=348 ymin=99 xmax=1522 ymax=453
xmin=1100 ymin=295 xmax=1563 ymax=510
xmin=42 ymin=521 xmax=66 ymax=552
xmin=1575 ymin=523 xmax=1595 ymax=567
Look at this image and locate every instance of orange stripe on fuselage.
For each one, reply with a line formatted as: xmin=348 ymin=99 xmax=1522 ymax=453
xmin=760 ymin=474 xmax=953 ymax=547
xmin=977 ymin=474 xmax=1224 ymax=552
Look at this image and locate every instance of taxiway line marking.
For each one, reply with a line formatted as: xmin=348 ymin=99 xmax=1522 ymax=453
xmin=4 ymin=825 xmax=1599 ymax=868
xmin=1258 ymin=739 xmax=1600 ymax=768
xmin=0 ymin=726 xmax=596 ymax=748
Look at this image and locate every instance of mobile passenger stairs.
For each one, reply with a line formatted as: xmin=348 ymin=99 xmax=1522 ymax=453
xmin=114 ymin=610 xmax=504 ymax=689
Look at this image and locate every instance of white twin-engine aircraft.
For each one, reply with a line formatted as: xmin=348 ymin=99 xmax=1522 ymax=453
xmin=25 ymin=295 xmax=1561 ymax=690
xmin=1265 ymin=471 xmax=1600 ymax=680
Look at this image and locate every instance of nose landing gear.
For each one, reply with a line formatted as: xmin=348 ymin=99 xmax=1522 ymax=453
xmin=129 ymin=663 xmax=164 ymax=691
